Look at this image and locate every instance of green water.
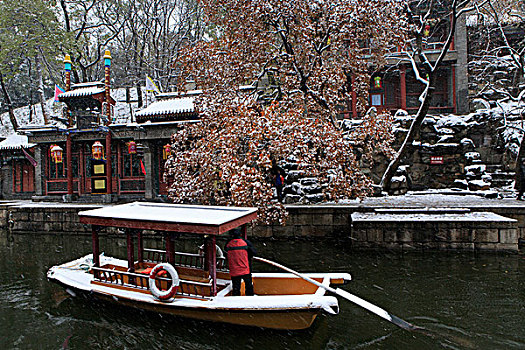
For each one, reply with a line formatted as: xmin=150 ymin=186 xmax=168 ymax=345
xmin=0 ymin=232 xmax=523 ymax=349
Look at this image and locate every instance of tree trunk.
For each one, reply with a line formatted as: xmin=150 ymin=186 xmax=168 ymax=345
xmin=36 ymin=54 xmax=49 ymax=125
xmin=0 ymin=72 xmax=17 ymax=130
xmin=136 ymin=82 xmax=143 ymax=108
xmin=380 ymin=85 xmax=435 ymax=191
xmin=28 ymin=58 xmax=34 ymax=123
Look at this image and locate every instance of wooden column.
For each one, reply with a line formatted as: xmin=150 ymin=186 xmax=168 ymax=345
xmin=166 ymin=233 xmax=175 ymax=265
xmin=241 ymin=224 xmax=247 ymax=240
xmin=206 ymin=235 xmax=217 ymax=296
xmin=137 ymin=230 xmax=143 ymax=263
xmin=126 ymin=229 xmax=135 ymax=272
xmin=400 ymin=65 xmax=407 ymax=111
xmin=105 ymin=131 xmax=112 ymax=194
xmin=452 ymin=66 xmax=457 ymax=114
xmin=91 ymin=226 xmax=100 ymax=278
xmin=79 ymin=145 xmax=84 ymax=195
xmin=34 ymin=147 xmax=43 ymax=196
xmin=117 ymin=142 xmax=122 ymax=195
xmin=144 ymin=142 xmax=154 ymax=199
xmin=66 ymin=133 xmax=73 ymax=195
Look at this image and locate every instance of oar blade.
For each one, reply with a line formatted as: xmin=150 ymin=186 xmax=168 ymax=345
xmin=335 ymin=288 xmax=417 ymax=331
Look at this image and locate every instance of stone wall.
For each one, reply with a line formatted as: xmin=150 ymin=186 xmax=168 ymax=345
xmin=0 ymin=202 xmax=522 ymax=252
xmin=351 ymin=211 xmax=517 ymax=251
xmin=1 ymin=203 xmax=100 ymax=234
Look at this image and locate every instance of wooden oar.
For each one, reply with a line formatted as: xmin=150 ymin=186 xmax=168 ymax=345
xmin=254 ymin=256 xmax=419 ymax=331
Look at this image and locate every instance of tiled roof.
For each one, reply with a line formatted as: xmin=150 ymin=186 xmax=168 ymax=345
xmin=135 ymin=97 xmax=195 ymax=118
xmin=0 ymin=134 xmax=36 ymax=150
xmin=59 ymin=87 xmax=106 ymax=99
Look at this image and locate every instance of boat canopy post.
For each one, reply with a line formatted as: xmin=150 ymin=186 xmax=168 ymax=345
xmin=91 ymin=225 xmax=101 ymax=278
xmin=165 ymin=232 xmax=175 ymax=265
xmin=137 ymin=230 xmax=143 ymax=263
xmin=241 ymin=224 xmax=247 ymax=240
xmin=205 ymin=235 xmax=217 ymax=296
xmin=126 ymin=229 xmax=135 ymax=272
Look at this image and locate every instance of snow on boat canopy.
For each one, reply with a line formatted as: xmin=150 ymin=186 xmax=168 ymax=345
xmin=48 ymin=202 xmax=351 ymax=330
xmin=77 ymin=202 xmax=258 ymax=234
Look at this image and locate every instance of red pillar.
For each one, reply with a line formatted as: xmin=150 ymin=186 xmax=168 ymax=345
xmin=241 ymin=224 xmax=247 ymax=240
xmin=400 ymin=65 xmax=407 ymax=111
xmin=106 ymin=131 xmax=112 ymax=194
xmin=66 ymin=134 xmax=73 ymax=195
xmin=79 ymin=145 xmax=84 ymax=195
xmin=206 ymin=236 xmax=217 ymax=296
xmin=137 ymin=230 xmax=143 ymax=263
xmin=126 ymin=230 xmax=135 ymax=272
xmin=166 ymin=233 xmax=175 ymax=265
xmin=92 ymin=226 xmax=100 ymax=278
xmin=452 ymin=66 xmax=457 ymax=113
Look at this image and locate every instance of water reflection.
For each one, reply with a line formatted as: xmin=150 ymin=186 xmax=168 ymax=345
xmin=0 ymin=232 xmax=524 ymax=349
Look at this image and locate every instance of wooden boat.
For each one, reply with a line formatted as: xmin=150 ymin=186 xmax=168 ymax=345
xmin=47 ymin=202 xmax=351 ymax=330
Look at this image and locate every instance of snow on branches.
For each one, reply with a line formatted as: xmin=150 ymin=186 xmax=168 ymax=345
xmin=165 ymin=0 xmax=407 ymax=223
xmin=164 ymin=100 xmax=394 ymax=224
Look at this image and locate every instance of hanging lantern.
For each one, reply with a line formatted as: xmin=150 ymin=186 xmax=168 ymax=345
xmin=50 ymin=145 xmax=63 ymax=163
xmin=127 ymin=140 xmax=137 ymax=155
xmin=92 ymin=141 xmax=104 ymax=160
xmin=424 ymin=25 xmax=430 ymax=37
xmin=163 ymin=143 xmax=172 ymax=160
xmin=373 ymin=76 xmax=382 ymax=89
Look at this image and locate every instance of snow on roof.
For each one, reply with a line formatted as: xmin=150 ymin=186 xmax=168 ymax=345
xmin=352 ymin=211 xmax=516 ymax=222
xmin=78 ymin=202 xmax=258 ymax=231
xmin=71 ymin=82 xmax=104 ymax=89
xmin=135 ymin=97 xmax=195 ymax=117
xmin=59 ymin=86 xmax=106 ymax=99
xmin=156 ymin=90 xmax=203 ymax=100
xmin=0 ymin=134 xmax=36 ymax=150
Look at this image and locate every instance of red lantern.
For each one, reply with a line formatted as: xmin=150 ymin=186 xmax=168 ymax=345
xmin=50 ymin=145 xmax=63 ymax=163
xmin=92 ymin=141 xmax=104 ymax=160
xmin=163 ymin=143 xmax=171 ymax=160
xmin=373 ymin=76 xmax=382 ymax=89
xmin=127 ymin=140 xmax=137 ymax=155
xmin=424 ymin=24 xmax=430 ymax=37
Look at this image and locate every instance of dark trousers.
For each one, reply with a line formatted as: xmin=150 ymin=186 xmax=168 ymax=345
xmin=231 ymin=274 xmax=254 ymax=296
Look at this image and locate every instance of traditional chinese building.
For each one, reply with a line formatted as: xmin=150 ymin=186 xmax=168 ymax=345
xmin=344 ymin=5 xmax=469 ymax=117
xmin=0 ymin=134 xmax=37 ymax=199
xmin=18 ymin=51 xmax=199 ymax=203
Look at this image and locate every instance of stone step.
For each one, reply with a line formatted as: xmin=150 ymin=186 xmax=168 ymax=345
xmin=485 ymin=164 xmax=504 ymax=172
xmin=489 ymin=172 xmax=515 ymax=180
xmin=491 ymin=179 xmax=514 ymax=187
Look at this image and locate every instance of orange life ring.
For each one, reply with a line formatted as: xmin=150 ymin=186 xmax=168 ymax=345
xmin=148 ymin=263 xmax=179 ymax=301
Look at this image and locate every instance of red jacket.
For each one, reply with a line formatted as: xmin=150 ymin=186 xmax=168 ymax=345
xmin=225 ymin=238 xmax=251 ymax=277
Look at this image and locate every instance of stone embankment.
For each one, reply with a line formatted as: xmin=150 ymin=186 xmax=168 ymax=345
xmin=0 ymin=194 xmax=523 ymax=252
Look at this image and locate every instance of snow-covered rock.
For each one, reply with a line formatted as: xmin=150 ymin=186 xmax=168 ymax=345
xmin=468 ymin=179 xmax=490 ymax=191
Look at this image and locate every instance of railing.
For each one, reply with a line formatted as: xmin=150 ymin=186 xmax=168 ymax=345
xmin=91 ymin=266 xmax=214 ymax=298
xmin=46 ymin=179 xmax=79 ymax=194
xmin=118 ymin=178 xmax=145 ymax=193
xmin=144 ymin=248 xmax=227 ymax=270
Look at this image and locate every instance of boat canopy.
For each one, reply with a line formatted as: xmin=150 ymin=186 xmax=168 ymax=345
xmin=78 ymin=202 xmax=258 ymax=235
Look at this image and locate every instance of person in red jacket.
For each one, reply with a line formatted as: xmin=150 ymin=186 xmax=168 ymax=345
xmin=224 ymin=228 xmax=256 ymax=296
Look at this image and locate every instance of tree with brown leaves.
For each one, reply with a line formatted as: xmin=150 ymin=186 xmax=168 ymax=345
xmin=165 ymin=0 xmax=406 ymax=223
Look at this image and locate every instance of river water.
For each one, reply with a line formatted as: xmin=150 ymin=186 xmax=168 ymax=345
xmin=0 ymin=232 xmax=523 ymax=349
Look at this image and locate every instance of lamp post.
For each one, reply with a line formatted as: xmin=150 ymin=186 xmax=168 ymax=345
xmin=103 ymin=50 xmax=113 ymax=196
xmin=64 ymin=54 xmax=73 ymax=127
xmin=64 ymin=54 xmax=72 ymax=91
xmin=103 ymin=50 xmax=112 ymax=125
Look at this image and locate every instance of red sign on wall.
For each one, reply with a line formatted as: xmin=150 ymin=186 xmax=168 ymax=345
xmin=430 ymin=156 xmax=444 ymax=165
